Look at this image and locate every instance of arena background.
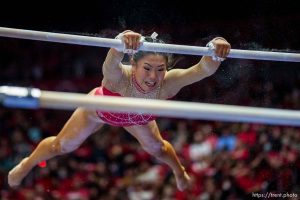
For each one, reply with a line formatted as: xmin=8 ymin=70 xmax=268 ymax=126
xmin=0 ymin=0 xmax=299 ymax=199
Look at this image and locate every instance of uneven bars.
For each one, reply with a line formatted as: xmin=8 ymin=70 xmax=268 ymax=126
xmin=0 ymin=27 xmax=299 ymax=62
xmin=1 ymin=86 xmax=300 ymax=127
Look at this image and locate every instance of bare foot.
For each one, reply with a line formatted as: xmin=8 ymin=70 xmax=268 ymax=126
xmin=8 ymin=157 xmax=31 ymax=187
xmin=174 ymin=169 xmax=191 ymax=191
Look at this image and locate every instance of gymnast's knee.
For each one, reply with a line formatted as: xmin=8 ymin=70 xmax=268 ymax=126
xmin=143 ymin=140 xmax=167 ymax=157
xmin=50 ymin=137 xmax=80 ymax=155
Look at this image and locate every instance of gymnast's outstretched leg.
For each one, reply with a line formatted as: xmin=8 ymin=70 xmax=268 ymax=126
xmin=8 ymin=88 xmax=103 ymax=187
xmin=124 ymin=121 xmax=191 ymax=191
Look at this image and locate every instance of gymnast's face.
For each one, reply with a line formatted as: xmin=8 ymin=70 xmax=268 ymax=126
xmin=132 ymin=54 xmax=167 ymax=92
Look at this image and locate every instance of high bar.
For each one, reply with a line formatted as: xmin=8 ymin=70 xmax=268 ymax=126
xmin=0 ymin=27 xmax=299 ymax=62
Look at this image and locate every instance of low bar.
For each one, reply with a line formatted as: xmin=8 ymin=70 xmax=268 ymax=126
xmin=1 ymin=86 xmax=300 ymax=126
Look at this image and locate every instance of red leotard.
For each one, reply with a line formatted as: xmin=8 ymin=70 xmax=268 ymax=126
xmin=94 ymin=87 xmax=156 ymax=126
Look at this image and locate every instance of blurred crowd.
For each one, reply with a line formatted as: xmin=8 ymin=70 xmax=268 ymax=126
xmin=0 ymin=25 xmax=300 ymax=199
xmin=0 ymin=108 xmax=299 ymax=199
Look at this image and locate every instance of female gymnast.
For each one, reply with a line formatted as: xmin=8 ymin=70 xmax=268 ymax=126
xmin=8 ymin=30 xmax=231 ymax=191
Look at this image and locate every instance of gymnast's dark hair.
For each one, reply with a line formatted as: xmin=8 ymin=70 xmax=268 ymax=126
xmin=132 ymin=35 xmax=173 ymax=70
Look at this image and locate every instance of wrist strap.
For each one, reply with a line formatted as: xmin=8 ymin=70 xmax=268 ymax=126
xmin=206 ymin=37 xmax=226 ymax=62
xmin=114 ymin=30 xmax=145 ymax=54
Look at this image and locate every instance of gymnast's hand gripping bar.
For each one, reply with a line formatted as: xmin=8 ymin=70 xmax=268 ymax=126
xmin=1 ymin=86 xmax=300 ymax=127
xmin=0 ymin=27 xmax=299 ymax=62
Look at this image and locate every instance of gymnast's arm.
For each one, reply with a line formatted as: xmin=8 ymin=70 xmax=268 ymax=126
xmin=163 ymin=38 xmax=231 ymax=97
xmin=102 ymin=48 xmax=124 ymax=83
xmin=102 ymin=31 xmax=141 ymax=89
